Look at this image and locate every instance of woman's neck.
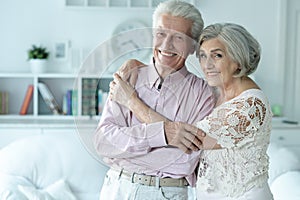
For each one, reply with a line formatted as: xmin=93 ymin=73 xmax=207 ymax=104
xmin=214 ymin=76 xmax=259 ymax=106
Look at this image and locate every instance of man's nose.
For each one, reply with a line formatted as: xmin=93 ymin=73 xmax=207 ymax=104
xmin=161 ymin=35 xmax=174 ymax=50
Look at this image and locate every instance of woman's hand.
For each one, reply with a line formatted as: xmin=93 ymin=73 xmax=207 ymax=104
xmin=117 ymin=59 xmax=145 ymax=86
xmin=109 ymin=73 xmax=137 ymax=109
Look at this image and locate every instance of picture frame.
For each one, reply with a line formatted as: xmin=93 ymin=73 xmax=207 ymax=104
xmin=54 ymin=40 xmax=70 ymax=61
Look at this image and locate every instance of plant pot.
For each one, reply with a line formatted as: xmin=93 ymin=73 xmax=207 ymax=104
xmin=29 ymin=59 xmax=47 ymax=74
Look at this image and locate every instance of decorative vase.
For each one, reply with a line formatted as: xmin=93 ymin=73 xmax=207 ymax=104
xmin=29 ymin=59 xmax=47 ymax=74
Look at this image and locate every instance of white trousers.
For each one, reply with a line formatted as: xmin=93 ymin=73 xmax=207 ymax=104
xmin=196 ymin=182 xmax=274 ymax=200
xmin=99 ymin=169 xmax=190 ymax=200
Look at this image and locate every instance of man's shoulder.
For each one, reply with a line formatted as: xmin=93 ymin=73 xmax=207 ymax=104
xmin=137 ymin=65 xmax=151 ymax=72
xmin=185 ymin=72 xmax=208 ymax=87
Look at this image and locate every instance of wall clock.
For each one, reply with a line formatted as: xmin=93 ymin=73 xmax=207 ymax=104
xmin=111 ymin=20 xmax=152 ymax=61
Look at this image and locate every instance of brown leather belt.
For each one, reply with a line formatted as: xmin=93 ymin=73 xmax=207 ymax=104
xmin=112 ymin=168 xmax=189 ymax=187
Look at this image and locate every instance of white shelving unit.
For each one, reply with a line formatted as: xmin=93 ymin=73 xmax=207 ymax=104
xmin=65 ymin=0 xmax=197 ymax=9
xmin=0 ymin=72 xmax=112 ymax=120
xmin=271 ymin=120 xmax=300 ymax=155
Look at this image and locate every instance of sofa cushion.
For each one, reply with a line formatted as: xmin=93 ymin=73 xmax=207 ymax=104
xmin=18 ymin=179 xmax=77 ymax=200
xmin=270 ymin=171 xmax=300 ymax=199
xmin=0 ymin=132 xmax=109 ymax=200
xmin=267 ymin=143 xmax=300 ymax=184
xmin=0 ymin=173 xmax=32 ymax=200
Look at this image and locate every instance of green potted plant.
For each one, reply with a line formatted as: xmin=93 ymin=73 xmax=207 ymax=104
xmin=28 ymin=45 xmax=50 ymax=73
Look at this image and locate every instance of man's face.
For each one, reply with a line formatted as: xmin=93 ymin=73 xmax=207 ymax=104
xmin=153 ymin=14 xmax=195 ymax=74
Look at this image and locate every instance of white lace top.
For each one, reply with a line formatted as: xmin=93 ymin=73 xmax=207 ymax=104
xmin=196 ymin=89 xmax=272 ymax=197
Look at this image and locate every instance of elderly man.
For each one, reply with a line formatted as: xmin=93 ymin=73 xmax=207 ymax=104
xmin=94 ymin=0 xmax=215 ymax=199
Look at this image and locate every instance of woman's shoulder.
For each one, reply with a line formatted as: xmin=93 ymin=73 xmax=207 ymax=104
xmin=239 ymin=88 xmax=269 ymax=102
xmin=230 ymin=89 xmax=272 ymax=117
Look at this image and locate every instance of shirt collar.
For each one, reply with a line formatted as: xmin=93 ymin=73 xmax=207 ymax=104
xmin=147 ymin=62 xmax=161 ymax=89
xmin=147 ymin=57 xmax=190 ymax=89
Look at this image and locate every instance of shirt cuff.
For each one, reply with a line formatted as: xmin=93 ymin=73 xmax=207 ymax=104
xmin=146 ymin=121 xmax=167 ymax=148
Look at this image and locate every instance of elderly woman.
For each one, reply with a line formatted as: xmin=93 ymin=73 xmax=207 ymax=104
xmin=109 ymin=23 xmax=273 ymax=199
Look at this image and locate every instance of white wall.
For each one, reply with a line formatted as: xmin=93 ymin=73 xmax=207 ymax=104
xmin=200 ymin=0 xmax=283 ymax=107
xmin=0 ymin=0 xmax=283 ymax=107
xmin=0 ymin=0 xmax=154 ymax=72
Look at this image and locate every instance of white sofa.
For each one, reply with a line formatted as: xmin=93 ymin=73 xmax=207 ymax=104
xmin=0 ymin=132 xmax=109 ymax=200
xmin=0 ymin=132 xmax=299 ymax=200
xmin=267 ymin=143 xmax=300 ymax=199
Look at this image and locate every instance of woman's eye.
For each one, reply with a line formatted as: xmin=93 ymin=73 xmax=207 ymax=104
xmin=199 ymin=53 xmax=206 ymax=59
xmin=199 ymin=54 xmax=207 ymax=62
xmin=215 ymin=53 xmax=223 ymax=58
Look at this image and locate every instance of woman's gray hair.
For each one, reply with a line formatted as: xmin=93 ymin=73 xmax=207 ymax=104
xmin=198 ymin=23 xmax=261 ymax=77
xmin=152 ymin=0 xmax=204 ymax=41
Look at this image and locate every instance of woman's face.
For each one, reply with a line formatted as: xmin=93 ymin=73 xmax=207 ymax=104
xmin=153 ymin=14 xmax=195 ymax=73
xmin=198 ymin=38 xmax=239 ymax=87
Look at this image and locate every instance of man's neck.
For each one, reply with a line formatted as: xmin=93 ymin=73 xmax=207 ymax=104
xmin=153 ymin=58 xmax=185 ymax=80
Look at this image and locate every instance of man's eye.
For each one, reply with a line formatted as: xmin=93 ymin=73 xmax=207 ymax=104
xmin=175 ymin=36 xmax=183 ymax=41
xmin=156 ymin=32 xmax=165 ymax=38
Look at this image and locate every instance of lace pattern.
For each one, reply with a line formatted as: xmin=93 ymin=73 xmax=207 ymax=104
xmin=196 ymin=89 xmax=272 ymax=197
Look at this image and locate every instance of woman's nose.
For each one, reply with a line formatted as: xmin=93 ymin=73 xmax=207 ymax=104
xmin=203 ymin=57 xmax=214 ymax=68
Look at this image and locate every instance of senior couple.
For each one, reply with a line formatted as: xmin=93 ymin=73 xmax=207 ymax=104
xmin=94 ymin=0 xmax=274 ymax=199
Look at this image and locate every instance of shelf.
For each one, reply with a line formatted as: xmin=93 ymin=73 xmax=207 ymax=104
xmin=0 ymin=72 xmax=113 ymax=78
xmin=0 ymin=73 xmax=35 ymax=78
xmin=0 ymin=117 xmax=98 ymax=128
xmin=65 ymin=0 xmax=196 ymax=9
xmin=0 ymin=71 xmax=112 ymax=119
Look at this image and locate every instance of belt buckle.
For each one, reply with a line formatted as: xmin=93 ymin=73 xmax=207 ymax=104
xmin=133 ymin=174 xmax=151 ymax=186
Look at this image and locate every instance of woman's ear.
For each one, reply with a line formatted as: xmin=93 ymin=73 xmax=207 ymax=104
xmin=233 ymin=64 xmax=244 ymax=77
xmin=235 ymin=67 xmax=242 ymax=74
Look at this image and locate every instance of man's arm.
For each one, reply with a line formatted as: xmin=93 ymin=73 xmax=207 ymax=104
xmin=109 ymin=73 xmax=206 ymax=153
xmin=94 ymin=98 xmax=167 ymax=159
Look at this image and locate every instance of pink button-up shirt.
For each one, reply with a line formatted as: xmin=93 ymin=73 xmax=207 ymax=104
xmin=94 ymin=63 xmax=215 ymax=186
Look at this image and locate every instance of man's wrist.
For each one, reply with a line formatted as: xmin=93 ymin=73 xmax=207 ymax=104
xmin=128 ymin=92 xmax=138 ymax=111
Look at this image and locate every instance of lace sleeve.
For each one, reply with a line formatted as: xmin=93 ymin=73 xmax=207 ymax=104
xmin=196 ymin=97 xmax=268 ymax=148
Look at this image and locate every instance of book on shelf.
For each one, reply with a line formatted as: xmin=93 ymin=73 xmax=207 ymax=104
xmin=66 ymin=90 xmax=72 ymax=115
xmin=82 ymin=78 xmax=98 ymax=116
xmin=0 ymin=91 xmax=9 ymax=114
xmin=98 ymin=89 xmax=108 ymax=115
xmin=62 ymin=89 xmax=78 ymax=116
xmin=62 ymin=94 xmax=67 ymax=115
xmin=71 ymin=90 xmax=78 ymax=116
xmin=19 ymin=85 xmax=34 ymax=115
xmin=38 ymin=82 xmax=62 ymax=115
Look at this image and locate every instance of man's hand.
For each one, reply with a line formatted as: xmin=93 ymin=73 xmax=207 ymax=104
xmin=164 ymin=122 xmax=206 ymax=154
xmin=109 ymin=73 xmax=137 ymax=108
xmin=117 ymin=59 xmax=145 ymax=86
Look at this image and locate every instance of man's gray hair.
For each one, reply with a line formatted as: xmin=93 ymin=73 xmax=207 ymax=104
xmin=152 ymin=0 xmax=204 ymax=41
